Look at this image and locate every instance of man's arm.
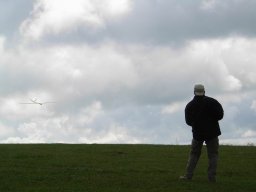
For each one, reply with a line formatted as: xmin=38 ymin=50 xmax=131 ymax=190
xmin=211 ymin=99 xmax=224 ymax=120
xmin=185 ymin=104 xmax=193 ymax=126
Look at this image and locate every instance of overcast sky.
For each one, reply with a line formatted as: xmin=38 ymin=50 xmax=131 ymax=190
xmin=0 ymin=0 xmax=256 ymax=144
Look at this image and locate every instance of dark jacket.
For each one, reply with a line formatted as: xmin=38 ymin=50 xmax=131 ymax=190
xmin=185 ymin=95 xmax=224 ymax=141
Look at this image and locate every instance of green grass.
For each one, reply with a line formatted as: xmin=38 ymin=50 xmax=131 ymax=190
xmin=0 ymin=144 xmax=255 ymax=192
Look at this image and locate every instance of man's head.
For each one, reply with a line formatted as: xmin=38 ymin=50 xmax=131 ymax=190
xmin=194 ymin=84 xmax=205 ymax=96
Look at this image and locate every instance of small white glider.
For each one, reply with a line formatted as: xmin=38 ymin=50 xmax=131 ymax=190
xmin=20 ymin=98 xmax=56 ymax=106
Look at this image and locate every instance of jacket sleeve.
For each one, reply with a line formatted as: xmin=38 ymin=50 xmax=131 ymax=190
xmin=185 ymin=103 xmax=193 ymax=126
xmin=211 ymin=99 xmax=224 ymax=120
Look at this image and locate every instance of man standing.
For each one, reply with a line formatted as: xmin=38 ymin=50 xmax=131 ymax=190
xmin=180 ymin=84 xmax=224 ymax=182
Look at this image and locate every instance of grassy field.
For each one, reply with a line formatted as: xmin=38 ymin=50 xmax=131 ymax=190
xmin=0 ymin=144 xmax=255 ymax=192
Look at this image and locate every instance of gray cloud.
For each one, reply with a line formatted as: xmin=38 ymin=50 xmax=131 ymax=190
xmin=0 ymin=0 xmax=256 ymax=144
xmin=106 ymin=0 xmax=256 ymax=44
xmin=26 ymin=0 xmax=256 ymax=45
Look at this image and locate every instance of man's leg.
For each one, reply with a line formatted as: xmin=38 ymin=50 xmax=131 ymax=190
xmin=184 ymin=139 xmax=203 ymax=179
xmin=206 ymin=137 xmax=219 ymax=182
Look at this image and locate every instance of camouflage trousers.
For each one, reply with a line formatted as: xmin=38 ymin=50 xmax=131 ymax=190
xmin=185 ymin=137 xmax=219 ymax=181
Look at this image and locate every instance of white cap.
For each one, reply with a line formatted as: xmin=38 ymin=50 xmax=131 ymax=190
xmin=194 ymin=84 xmax=205 ymax=96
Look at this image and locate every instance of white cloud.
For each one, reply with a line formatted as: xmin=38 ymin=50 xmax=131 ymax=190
xmin=78 ymin=124 xmax=141 ymax=144
xmin=219 ymin=39 xmax=256 ymax=89
xmin=200 ymin=0 xmax=217 ymax=10
xmin=77 ymin=101 xmax=104 ymax=125
xmin=223 ymin=75 xmax=242 ymax=91
xmin=162 ymin=102 xmax=186 ymax=114
xmin=20 ymin=0 xmax=132 ymax=40
xmin=0 ymin=92 xmax=56 ymax=121
xmin=1 ymin=101 xmax=104 ymax=143
xmin=96 ymin=0 xmax=132 ymax=17
xmin=220 ymin=137 xmax=256 ymax=146
xmin=1 ymin=100 xmax=144 ymax=144
xmin=242 ymin=130 xmax=256 ymax=138
xmin=0 ymin=123 xmax=15 ymax=139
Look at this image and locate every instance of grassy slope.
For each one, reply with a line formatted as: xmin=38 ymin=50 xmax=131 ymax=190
xmin=0 ymin=144 xmax=255 ymax=192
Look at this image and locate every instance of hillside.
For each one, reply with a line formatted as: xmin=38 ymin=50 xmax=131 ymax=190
xmin=0 ymin=144 xmax=255 ymax=192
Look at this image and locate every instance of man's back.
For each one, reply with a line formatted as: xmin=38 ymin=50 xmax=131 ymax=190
xmin=185 ymin=95 xmax=224 ymax=141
